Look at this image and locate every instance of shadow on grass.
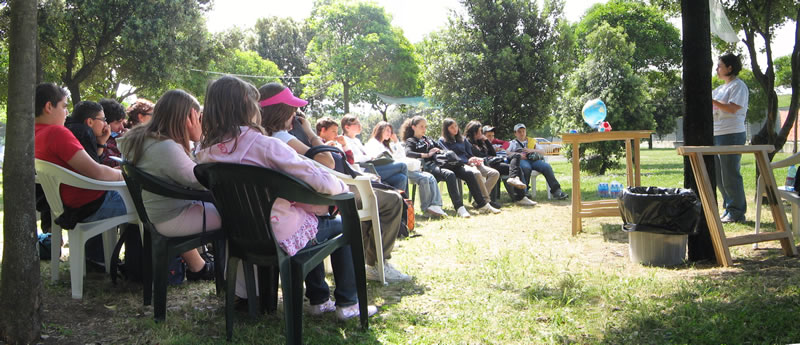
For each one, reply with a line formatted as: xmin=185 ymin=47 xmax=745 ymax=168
xmin=601 ymin=223 xmax=628 ymax=243
xmin=601 ymin=254 xmax=800 ymax=344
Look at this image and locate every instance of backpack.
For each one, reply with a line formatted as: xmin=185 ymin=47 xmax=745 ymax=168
xmin=110 ymin=224 xmax=144 ymax=284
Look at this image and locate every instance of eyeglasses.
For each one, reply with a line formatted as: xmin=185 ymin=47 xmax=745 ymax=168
xmin=93 ymin=117 xmax=107 ymax=122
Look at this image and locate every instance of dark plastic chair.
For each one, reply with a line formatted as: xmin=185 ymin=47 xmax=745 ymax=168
xmin=120 ymin=161 xmax=226 ymax=322
xmin=194 ymin=162 xmax=369 ymax=344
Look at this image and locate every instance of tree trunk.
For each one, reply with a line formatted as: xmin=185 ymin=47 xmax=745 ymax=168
xmin=342 ymin=82 xmax=350 ymax=114
xmin=681 ymin=0 xmax=717 ymax=263
xmin=776 ymin=8 xmax=800 ymax=157
xmin=0 ymin=0 xmax=42 ymax=343
xmin=66 ymin=80 xmax=82 ymax=106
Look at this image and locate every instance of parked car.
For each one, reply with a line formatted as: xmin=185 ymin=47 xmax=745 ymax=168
xmin=534 ymin=138 xmax=563 ymax=155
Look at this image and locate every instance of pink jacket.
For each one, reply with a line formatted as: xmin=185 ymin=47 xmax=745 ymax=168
xmin=196 ymin=127 xmax=348 ymax=256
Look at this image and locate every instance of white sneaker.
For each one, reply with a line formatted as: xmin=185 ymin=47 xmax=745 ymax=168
xmin=425 ymin=205 xmax=447 ymax=217
xmin=456 ymin=206 xmax=471 ymax=218
xmin=515 ymin=196 xmax=537 ymax=206
xmin=383 ymin=262 xmax=412 ymax=283
xmin=477 ymin=203 xmax=501 ymax=214
xmin=506 ymin=176 xmax=527 ymax=189
xmin=309 ymin=299 xmax=336 ymax=316
xmin=365 ymin=265 xmax=382 ymax=282
xmin=336 ymin=303 xmax=378 ymax=321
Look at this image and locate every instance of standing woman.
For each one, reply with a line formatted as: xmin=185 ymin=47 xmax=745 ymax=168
xmin=712 ymin=53 xmax=748 ymax=223
xmin=439 ymin=118 xmax=501 ymax=212
xmin=365 ymin=121 xmax=447 ymax=217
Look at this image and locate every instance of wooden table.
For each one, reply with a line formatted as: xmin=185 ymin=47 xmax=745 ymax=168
xmin=677 ymin=145 xmax=797 ymax=266
xmin=561 ymin=130 xmax=653 ymax=235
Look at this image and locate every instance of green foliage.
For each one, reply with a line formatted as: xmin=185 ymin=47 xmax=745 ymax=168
xmin=557 ymin=23 xmax=654 ymax=174
xmin=249 ymin=16 xmax=312 ymax=95
xmin=421 ymin=0 xmax=571 ymax=140
xmin=303 ymin=0 xmax=420 ymax=116
xmin=574 ymin=0 xmax=681 ymax=137
xmin=0 ymin=38 xmax=7 ymax=108
xmin=35 ymin=0 xmax=213 ymax=104
xmin=775 ymin=55 xmax=792 ymax=88
xmin=575 ymin=0 xmax=681 ymax=72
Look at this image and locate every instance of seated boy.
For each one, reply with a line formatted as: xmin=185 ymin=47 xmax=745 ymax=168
xmin=35 ymin=83 xmax=127 ymax=266
xmin=507 ymin=123 xmax=569 ymax=200
xmin=98 ymin=99 xmax=127 ymax=167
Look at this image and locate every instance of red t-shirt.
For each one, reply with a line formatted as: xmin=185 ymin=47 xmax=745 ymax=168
xmin=35 ymin=123 xmax=105 ymax=208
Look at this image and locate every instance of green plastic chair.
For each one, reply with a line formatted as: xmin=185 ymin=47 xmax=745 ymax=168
xmin=120 ymin=160 xmax=226 ymax=322
xmin=193 ymin=162 xmax=369 ymax=344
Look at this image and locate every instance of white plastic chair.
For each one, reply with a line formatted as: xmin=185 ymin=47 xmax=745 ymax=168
xmin=754 ymin=152 xmax=800 ymax=248
xmin=311 ymin=162 xmax=386 ymax=285
xmin=35 ymin=159 xmax=139 ymax=299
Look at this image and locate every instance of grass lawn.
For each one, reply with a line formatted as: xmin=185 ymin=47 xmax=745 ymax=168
xmin=3 ymin=147 xmax=800 ymax=344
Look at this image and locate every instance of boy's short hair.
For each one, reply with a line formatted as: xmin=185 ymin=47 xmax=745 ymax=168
xmin=35 ymin=83 xmax=68 ymax=116
xmin=316 ymin=116 xmax=339 ymax=135
xmin=98 ymin=99 xmax=126 ymax=123
xmin=71 ymin=101 xmax=104 ymax=123
xmin=340 ymin=114 xmax=358 ymax=128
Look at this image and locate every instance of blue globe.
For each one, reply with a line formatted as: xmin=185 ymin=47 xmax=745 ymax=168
xmin=582 ymin=99 xmax=607 ymax=129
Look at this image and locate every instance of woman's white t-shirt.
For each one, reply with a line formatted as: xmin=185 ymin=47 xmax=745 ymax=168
xmin=712 ymin=77 xmax=748 ymax=136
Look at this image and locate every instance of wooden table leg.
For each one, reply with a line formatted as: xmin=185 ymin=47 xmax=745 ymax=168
xmin=688 ymin=152 xmax=732 ymax=266
xmin=625 ymin=139 xmax=634 ymax=187
xmin=634 ymin=138 xmax=642 ymax=186
xmin=754 ymin=150 xmax=799 ymax=256
xmin=572 ymin=143 xmax=582 ymax=236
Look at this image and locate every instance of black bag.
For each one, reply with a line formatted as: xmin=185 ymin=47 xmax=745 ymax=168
xmin=366 ymin=151 xmax=394 ymax=166
xmin=110 ymin=224 xmax=144 ymax=283
xmin=483 ymin=156 xmax=505 ymax=168
xmin=435 ymin=150 xmax=464 ymax=169
xmin=38 ymin=233 xmax=53 ymax=260
xmin=54 ymin=192 xmax=106 ymax=230
xmin=526 ymin=152 xmax=543 ymax=162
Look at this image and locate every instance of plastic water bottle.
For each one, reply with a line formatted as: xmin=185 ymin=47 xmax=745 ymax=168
xmin=786 ymin=165 xmax=797 ymax=191
xmin=610 ymin=181 xmax=622 ymax=198
xmin=598 ymin=182 xmax=609 ymax=198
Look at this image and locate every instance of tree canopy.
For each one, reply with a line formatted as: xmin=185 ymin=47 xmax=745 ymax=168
xmin=421 ymin=0 xmax=571 ymax=139
xmin=36 ymin=0 xmax=212 ymax=104
xmin=303 ymin=0 xmax=419 ymax=115
xmin=558 ymin=23 xmax=654 ymax=174
xmin=249 ymin=16 xmax=312 ymax=95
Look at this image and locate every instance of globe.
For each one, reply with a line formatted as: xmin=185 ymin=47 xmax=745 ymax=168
xmin=582 ymin=99 xmax=607 ymax=129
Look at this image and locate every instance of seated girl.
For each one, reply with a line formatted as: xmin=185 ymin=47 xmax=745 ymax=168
xmin=438 ymin=118 xmax=502 ymax=212
xmin=118 ymin=90 xmax=220 ymax=280
xmin=365 ymin=121 xmax=446 ymax=217
xmin=464 ymin=121 xmax=536 ymax=206
xmin=340 ymin=114 xmax=408 ymax=192
xmin=195 ymin=76 xmax=377 ymax=319
xmin=401 ymin=116 xmax=490 ymax=217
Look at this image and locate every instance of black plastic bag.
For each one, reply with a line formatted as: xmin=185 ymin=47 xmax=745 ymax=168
xmin=618 ymin=187 xmax=702 ymax=235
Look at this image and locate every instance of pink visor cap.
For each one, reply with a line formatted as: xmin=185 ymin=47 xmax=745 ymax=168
xmin=258 ymin=88 xmax=308 ymax=108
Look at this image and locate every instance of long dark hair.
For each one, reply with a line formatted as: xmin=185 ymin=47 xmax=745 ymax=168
xmin=121 ymin=89 xmax=200 ymax=165
xmin=200 ymin=76 xmax=263 ymax=153
xmin=258 ymin=82 xmax=298 ymax=136
xmin=400 ymin=116 xmax=425 ymax=140
xmin=464 ymin=120 xmax=482 ymax=142
xmin=441 ymin=118 xmax=462 ymax=143
xmin=370 ymin=121 xmax=394 ymax=151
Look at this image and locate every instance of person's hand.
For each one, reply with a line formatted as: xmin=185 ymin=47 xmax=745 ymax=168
xmin=429 ymin=147 xmax=441 ymax=155
xmin=297 ymin=115 xmax=314 ymax=137
xmin=335 ymin=135 xmax=347 ymax=147
xmin=390 ymin=133 xmax=399 ymax=142
xmin=98 ymin=124 xmax=111 ymax=145
xmin=468 ymin=157 xmax=482 ymax=166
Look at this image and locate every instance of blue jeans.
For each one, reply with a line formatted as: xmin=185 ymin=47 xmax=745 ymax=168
xmin=714 ymin=132 xmax=747 ymax=219
xmin=408 ymin=170 xmax=442 ymax=211
xmin=373 ymin=161 xmax=408 ymax=192
xmin=519 ymin=158 xmax=561 ymax=194
xmin=302 ymin=216 xmax=358 ymax=307
xmin=82 ymin=191 xmax=128 ymax=263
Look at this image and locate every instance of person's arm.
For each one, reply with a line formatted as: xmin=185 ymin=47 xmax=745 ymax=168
xmin=67 ymin=149 xmax=123 ymax=181
xmin=95 ymin=124 xmax=111 ymax=157
xmin=485 ymin=139 xmax=497 ymax=156
xmin=287 ymin=138 xmax=335 ymax=169
xmin=712 ymin=99 xmax=743 ymax=114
